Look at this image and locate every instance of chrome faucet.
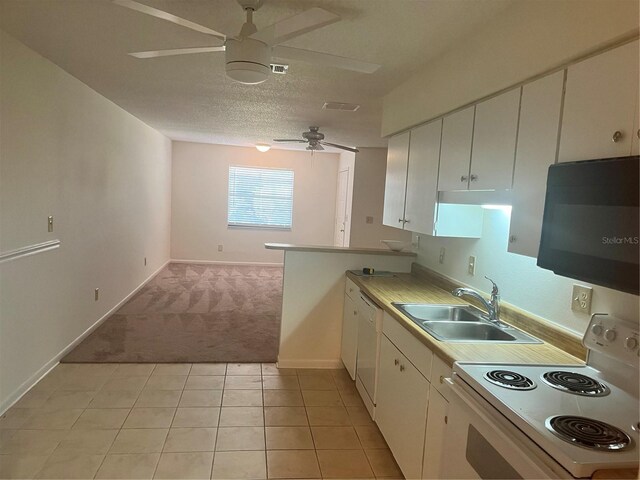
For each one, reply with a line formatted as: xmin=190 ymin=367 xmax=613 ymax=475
xmin=452 ymin=277 xmax=504 ymax=327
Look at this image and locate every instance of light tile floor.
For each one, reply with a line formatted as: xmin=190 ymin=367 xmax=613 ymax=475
xmin=0 ymin=363 xmax=403 ymax=479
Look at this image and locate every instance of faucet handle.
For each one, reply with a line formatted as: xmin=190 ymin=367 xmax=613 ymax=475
xmin=484 ymin=276 xmax=499 ymax=295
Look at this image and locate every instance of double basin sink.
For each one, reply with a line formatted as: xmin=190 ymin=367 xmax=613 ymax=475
xmin=392 ymin=303 xmax=541 ymax=344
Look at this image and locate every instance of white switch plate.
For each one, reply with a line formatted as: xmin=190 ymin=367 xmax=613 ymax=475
xmin=468 ymin=256 xmax=476 ymax=275
xmin=48 ymin=216 xmax=54 ymax=232
xmin=439 ymin=247 xmax=446 ymax=264
xmin=571 ymin=284 xmax=592 ymax=314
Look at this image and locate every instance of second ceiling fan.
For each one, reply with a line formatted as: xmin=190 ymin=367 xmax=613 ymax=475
xmin=114 ymin=0 xmax=381 ymax=84
xmin=274 ymin=126 xmax=359 ymax=153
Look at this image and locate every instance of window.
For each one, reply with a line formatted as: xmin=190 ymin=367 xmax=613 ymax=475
xmin=228 ymin=166 xmax=294 ymax=229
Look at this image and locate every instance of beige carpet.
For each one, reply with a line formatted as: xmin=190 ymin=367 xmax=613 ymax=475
xmin=62 ymin=263 xmax=283 ymax=363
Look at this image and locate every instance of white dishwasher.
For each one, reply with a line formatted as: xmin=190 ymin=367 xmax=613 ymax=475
xmin=355 ymin=293 xmax=383 ymax=419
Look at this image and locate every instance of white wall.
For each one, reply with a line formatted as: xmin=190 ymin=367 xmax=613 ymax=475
xmin=171 ymin=142 xmax=339 ymax=264
xmin=0 ymin=30 xmax=172 ymax=411
xmin=382 ymin=0 xmax=639 ymax=136
xmin=349 ymin=148 xmax=412 ymax=249
xmin=414 ymin=209 xmax=639 ymax=335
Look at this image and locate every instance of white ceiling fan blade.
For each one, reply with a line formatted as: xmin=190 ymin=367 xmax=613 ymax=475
xmin=250 ymin=7 xmax=339 ymax=46
xmin=273 ymin=139 xmax=307 ymax=143
xmin=129 ymin=46 xmax=225 ymax=59
xmin=319 ymin=141 xmax=359 ymax=153
xmin=273 ymin=46 xmax=381 ymax=74
xmin=113 ymin=0 xmax=226 ymax=40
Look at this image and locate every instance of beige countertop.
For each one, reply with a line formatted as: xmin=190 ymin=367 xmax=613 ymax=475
xmin=265 ymin=242 xmax=416 ymax=257
xmin=346 ymin=270 xmax=639 ymax=479
xmin=346 ymin=270 xmax=584 ymax=367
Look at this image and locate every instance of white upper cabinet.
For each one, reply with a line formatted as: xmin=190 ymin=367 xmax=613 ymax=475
xmin=404 ymin=120 xmax=442 ymax=235
xmin=508 ymin=71 xmax=565 ymax=258
xmin=382 ymin=132 xmax=410 ymax=228
xmin=438 ymin=106 xmax=475 ymax=191
xmin=470 ymin=87 xmax=522 ymax=190
xmin=559 ymin=39 xmax=639 ymax=162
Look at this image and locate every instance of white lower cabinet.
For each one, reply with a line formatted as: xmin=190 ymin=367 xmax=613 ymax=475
xmin=422 ymin=385 xmax=449 ymax=479
xmin=376 ymin=334 xmax=429 ymax=480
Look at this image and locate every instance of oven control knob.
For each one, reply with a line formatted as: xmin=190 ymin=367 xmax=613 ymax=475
xmin=624 ymin=337 xmax=638 ymax=351
xmin=604 ymin=329 xmax=617 ymax=342
xmin=591 ymin=324 xmax=604 ymax=336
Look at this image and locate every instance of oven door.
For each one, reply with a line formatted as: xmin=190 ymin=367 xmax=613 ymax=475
xmin=440 ymin=378 xmax=572 ymax=480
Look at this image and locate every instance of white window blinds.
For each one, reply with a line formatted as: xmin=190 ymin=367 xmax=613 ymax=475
xmin=228 ymin=166 xmax=294 ymax=229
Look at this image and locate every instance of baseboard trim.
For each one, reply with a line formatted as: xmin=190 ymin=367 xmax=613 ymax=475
xmin=171 ymin=259 xmax=283 ymax=267
xmin=276 ymin=358 xmax=344 ymax=369
xmin=0 ymin=259 xmax=170 ymax=415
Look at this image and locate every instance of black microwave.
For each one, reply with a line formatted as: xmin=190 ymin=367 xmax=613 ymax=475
xmin=537 ymin=156 xmax=639 ymax=296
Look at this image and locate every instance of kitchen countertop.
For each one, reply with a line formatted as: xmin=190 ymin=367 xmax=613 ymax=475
xmin=346 ymin=270 xmax=639 ymax=479
xmin=265 ymin=242 xmax=416 ymax=256
xmin=346 ymin=270 xmax=582 ymax=367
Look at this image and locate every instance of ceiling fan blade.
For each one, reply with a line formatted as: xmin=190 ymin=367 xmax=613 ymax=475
xmin=319 ymin=141 xmax=360 ymax=153
xmin=113 ymin=0 xmax=226 ymax=40
xmin=273 ymin=139 xmax=306 ymax=143
xmin=250 ymin=7 xmax=339 ymax=45
xmin=273 ymin=46 xmax=381 ymax=74
xmin=129 ymin=46 xmax=225 ymax=59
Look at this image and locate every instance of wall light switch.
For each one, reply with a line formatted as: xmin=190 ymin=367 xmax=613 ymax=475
xmin=94 ymin=288 xmax=99 ymax=301
xmin=571 ymin=285 xmax=592 ymax=314
xmin=439 ymin=247 xmax=446 ymax=264
xmin=468 ymin=256 xmax=476 ymax=276
xmin=48 ymin=216 xmax=54 ymax=232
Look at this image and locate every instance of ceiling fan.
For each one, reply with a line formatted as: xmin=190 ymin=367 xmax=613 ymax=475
xmin=274 ymin=126 xmax=359 ymax=153
xmin=114 ymin=0 xmax=381 ymax=85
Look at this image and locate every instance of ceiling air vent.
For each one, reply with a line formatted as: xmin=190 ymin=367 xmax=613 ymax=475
xmin=270 ymin=64 xmax=289 ymax=74
xmin=322 ymin=101 xmax=360 ymax=112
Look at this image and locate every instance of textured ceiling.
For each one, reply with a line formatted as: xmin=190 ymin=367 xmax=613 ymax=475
xmin=0 ymin=0 xmax=514 ymax=151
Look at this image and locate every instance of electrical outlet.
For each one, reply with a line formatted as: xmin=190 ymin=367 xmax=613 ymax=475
xmin=571 ymin=285 xmax=592 ymax=314
xmin=439 ymin=247 xmax=446 ymax=264
xmin=94 ymin=288 xmax=99 ymax=301
xmin=468 ymin=256 xmax=476 ymax=275
xmin=218 ymin=244 xmax=223 ymax=252
xmin=48 ymin=216 xmax=54 ymax=233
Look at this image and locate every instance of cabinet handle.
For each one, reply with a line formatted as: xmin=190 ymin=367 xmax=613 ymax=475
xmin=400 ymin=364 xmax=405 ymax=372
xmin=509 ymin=235 xmax=517 ymax=244
xmin=637 ymin=129 xmax=640 ymax=139
xmin=439 ymin=375 xmax=444 ymax=384
xmin=404 ymin=219 xmax=410 ymax=224
xmin=398 ymin=218 xmax=404 ymax=223
xmin=460 ymin=175 xmax=468 ymax=182
xmin=394 ymin=359 xmax=399 ymax=366
xmin=444 ymin=415 xmax=448 ymax=424
xmin=470 ymin=174 xmax=478 ymax=182
xmin=612 ymin=130 xmax=623 ymax=143
xmin=353 ymin=310 xmax=357 ymax=316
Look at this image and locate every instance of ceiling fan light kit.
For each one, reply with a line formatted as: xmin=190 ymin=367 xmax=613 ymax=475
xmin=255 ymin=143 xmax=271 ymax=152
xmin=225 ymin=38 xmax=271 ymax=85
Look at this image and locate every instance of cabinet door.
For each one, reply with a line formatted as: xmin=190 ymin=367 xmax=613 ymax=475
xmin=470 ymin=88 xmax=521 ymax=190
xmin=341 ymin=294 xmax=358 ymax=380
xmin=404 ymin=120 xmax=442 ymax=235
xmin=438 ymin=106 xmax=475 ymax=191
xmin=559 ymin=40 xmax=639 ymax=162
xmin=422 ymin=386 xmax=449 ymax=479
xmin=376 ymin=335 xmax=429 ymax=480
xmin=508 ymin=71 xmax=565 ymax=257
xmin=382 ymin=132 xmax=410 ymax=228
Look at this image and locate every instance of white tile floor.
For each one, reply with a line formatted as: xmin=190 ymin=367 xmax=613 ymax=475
xmin=0 ymin=363 xmax=403 ymax=479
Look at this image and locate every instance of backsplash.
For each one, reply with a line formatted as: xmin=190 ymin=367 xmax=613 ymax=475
xmin=412 ymin=208 xmax=639 ymax=335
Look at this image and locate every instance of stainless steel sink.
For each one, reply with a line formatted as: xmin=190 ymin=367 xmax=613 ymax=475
xmin=393 ymin=303 xmax=484 ymax=322
xmin=392 ymin=303 xmax=541 ymax=344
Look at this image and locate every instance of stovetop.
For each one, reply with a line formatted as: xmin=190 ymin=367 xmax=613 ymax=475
xmin=454 ymin=362 xmax=639 ymax=477
xmin=452 ymin=312 xmax=640 ymax=478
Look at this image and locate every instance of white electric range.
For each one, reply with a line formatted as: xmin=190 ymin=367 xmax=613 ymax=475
xmin=441 ymin=313 xmax=640 ymax=479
